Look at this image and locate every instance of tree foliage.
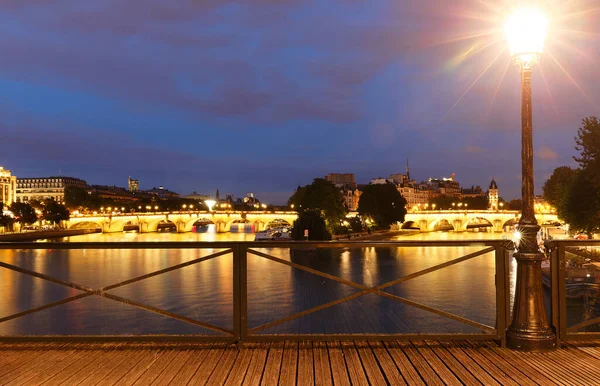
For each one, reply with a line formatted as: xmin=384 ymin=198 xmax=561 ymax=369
xmin=542 ymin=166 xmax=576 ymax=209
xmin=560 ymin=168 xmax=600 ymax=237
xmin=506 ymin=199 xmax=522 ymax=211
xmin=291 ymin=209 xmax=331 ymax=241
xmin=288 ymin=179 xmax=346 ymax=232
xmin=574 ymin=116 xmax=600 ymax=169
xmin=357 ymin=183 xmax=407 ymax=229
xmin=9 ymin=202 xmax=38 ymax=225
xmin=42 ymin=199 xmax=70 ymax=226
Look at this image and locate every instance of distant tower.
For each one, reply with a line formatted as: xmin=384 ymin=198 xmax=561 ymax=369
xmin=128 ymin=176 xmax=139 ymax=192
xmin=488 ymin=177 xmax=499 ymax=210
xmin=406 ymin=159 xmax=410 ymax=181
xmin=216 ymin=189 xmax=220 ymax=201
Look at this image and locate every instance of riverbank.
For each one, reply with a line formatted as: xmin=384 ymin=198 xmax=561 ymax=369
xmin=0 ymin=228 xmax=101 ymax=242
xmin=332 ymin=229 xmax=420 ymax=241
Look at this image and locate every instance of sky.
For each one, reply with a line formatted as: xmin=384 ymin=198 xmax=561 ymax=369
xmin=0 ymin=0 xmax=598 ymax=204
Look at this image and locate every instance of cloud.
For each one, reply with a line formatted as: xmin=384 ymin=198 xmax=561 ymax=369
xmin=537 ymin=146 xmax=559 ymax=161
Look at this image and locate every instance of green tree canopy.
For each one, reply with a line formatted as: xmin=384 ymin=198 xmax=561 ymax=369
xmin=42 ymin=199 xmax=70 ymax=226
xmin=291 ymin=209 xmax=331 ymax=241
xmin=357 ymin=183 xmax=407 ymax=229
xmin=428 ymin=195 xmax=454 ymax=210
xmin=560 ymin=168 xmax=600 ymax=237
xmin=542 ymin=166 xmax=576 ymax=210
xmin=9 ymin=202 xmax=38 ymax=225
xmin=506 ymin=199 xmax=522 ymax=211
xmin=288 ymin=178 xmax=346 ymax=232
xmin=574 ymin=116 xmax=600 ymax=169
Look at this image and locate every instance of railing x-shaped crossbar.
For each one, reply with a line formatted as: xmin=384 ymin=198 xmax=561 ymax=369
xmin=246 ymin=245 xmax=500 ymax=337
xmin=0 ymin=248 xmax=234 ymax=337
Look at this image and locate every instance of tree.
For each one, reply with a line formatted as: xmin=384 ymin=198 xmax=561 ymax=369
xmin=9 ymin=202 xmax=38 ymax=226
xmin=288 ymin=179 xmax=346 ymax=232
xmin=543 ymin=166 xmax=576 ymax=210
xmin=506 ymin=199 xmax=522 ymax=211
xmin=42 ymin=199 xmax=70 ymax=226
xmin=357 ymin=183 xmax=407 ymax=229
xmin=560 ymin=168 xmax=600 ymax=237
xmin=574 ymin=116 xmax=600 ymax=169
xmin=0 ymin=202 xmax=14 ymax=231
xmin=461 ymin=196 xmax=488 ymax=210
xmin=64 ymin=187 xmax=90 ymax=209
xmin=348 ymin=216 xmax=363 ymax=233
xmin=428 ymin=195 xmax=454 ymax=210
xmin=291 ymin=209 xmax=331 ymax=241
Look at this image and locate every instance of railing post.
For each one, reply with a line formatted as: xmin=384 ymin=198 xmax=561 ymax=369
xmin=234 ymin=243 xmax=248 ymax=342
xmin=557 ymin=242 xmax=567 ymax=343
xmin=495 ymin=242 xmax=508 ymax=347
xmin=550 ymin=241 xmax=561 ymax=347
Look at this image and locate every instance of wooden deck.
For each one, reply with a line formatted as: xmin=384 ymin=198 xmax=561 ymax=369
xmin=2 ymin=340 xmax=600 ymax=385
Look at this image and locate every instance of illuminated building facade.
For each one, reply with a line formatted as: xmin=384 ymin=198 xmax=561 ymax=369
xmin=0 ymin=167 xmax=17 ymax=206
xmin=128 ymin=176 xmax=139 ymax=192
xmin=16 ymin=176 xmax=87 ymax=203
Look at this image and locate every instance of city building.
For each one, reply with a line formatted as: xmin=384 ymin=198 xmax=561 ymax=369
xmin=16 ymin=176 xmax=87 ymax=203
xmin=427 ymin=174 xmax=461 ymax=198
xmin=325 ymin=173 xmax=355 ymax=186
xmin=145 ymin=186 xmax=180 ymax=199
xmin=488 ymin=178 xmax=499 ymax=210
xmin=88 ymin=184 xmax=146 ymax=201
xmin=0 ymin=166 xmax=17 ymax=206
xmin=461 ymin=185 xmax=485 ymax=199
xmin=182 ymin=191 xmax=212 ymax=201
xmin=128 ymin=176 xmax=139 ymax=192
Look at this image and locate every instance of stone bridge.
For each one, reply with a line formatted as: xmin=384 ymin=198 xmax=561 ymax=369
xmin=400 ymin=210 xmax=560 ymax=232
xmin=67 ymin=211 xmax=298 ymax=233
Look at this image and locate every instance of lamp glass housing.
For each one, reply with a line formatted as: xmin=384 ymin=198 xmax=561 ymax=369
xmin=505 ymin=8 xmax=548 ymax=65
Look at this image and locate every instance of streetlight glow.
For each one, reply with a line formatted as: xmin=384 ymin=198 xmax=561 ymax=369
xmin=204 ymin=199 xmax=216 ymax=212
xmin=505 ymin=8 xmax=548 ymax=66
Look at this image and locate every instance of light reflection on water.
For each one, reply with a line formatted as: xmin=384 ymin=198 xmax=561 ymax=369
xmin=0 ymin=229 xmax=525 ymax=335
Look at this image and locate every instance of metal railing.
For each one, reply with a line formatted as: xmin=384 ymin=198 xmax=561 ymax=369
xmin=550 ymin=240 xmax=600 ymax=344
xmin=0 ymin=240 xmax=510 ymax=343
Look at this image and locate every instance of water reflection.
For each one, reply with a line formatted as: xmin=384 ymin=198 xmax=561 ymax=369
xmin=0 ymin=229 xmax=525 ymax=335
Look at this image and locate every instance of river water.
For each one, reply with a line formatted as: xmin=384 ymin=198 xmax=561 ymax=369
xmin=0 ymin=227 xmax=574 ymax=336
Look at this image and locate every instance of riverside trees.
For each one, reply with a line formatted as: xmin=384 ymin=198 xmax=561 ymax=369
xmin=543 ymin=117 xmax=600 ymax=237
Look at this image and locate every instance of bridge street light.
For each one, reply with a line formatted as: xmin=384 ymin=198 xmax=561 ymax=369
xmin=504 ymin=8 xmax=555 ymax=351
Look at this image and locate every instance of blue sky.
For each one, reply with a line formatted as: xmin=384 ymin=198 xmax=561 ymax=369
xmin=0 ymin=0 xmax=598 ymax=204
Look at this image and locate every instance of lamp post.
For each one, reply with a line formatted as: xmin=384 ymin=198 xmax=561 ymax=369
xmin=504 ymin=8 xmax=555 ymax=351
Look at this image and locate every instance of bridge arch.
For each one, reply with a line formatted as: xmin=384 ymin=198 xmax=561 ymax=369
xmin=265 ymin=219 xmax=292 ymax=229
xmin=182 ymin=216 xmax=215 ymax=233
xmin=401 ymin=221 xmax=420 ymax=230
xmin=428 ymin=218 xmax=455 ymax=231
xmin=144 ymin=218 xmax=176 ymax=233
xmin=69 ymin=221 xmax=102 ymax=230
xmin=463 ymin=216 xmax=494 ymax=232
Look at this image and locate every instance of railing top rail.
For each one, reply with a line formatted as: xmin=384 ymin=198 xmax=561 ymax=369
xmin=549 ymin=239 xmax=600 ymax=247
xmin=0 ymin=240 xmax=508 ymax=250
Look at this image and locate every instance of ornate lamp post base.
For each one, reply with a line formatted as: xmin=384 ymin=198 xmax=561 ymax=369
xmin=506 ymin=223 xmax=556 ymax=351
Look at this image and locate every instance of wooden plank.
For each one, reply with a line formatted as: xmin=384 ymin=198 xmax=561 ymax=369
xmin=205 ymin=348 xmax=239 ymax=386
xmin=174 ymin=348 xmax=219 ymax=384
xmin=452 ymin=342 xmax=523 ymax=386
xmin=105 ymin=348 xmax=164 ymax=385
xmin=0 ymin=346 xmax=55 ymax=379
xmin=260 ymin=341 xmax=284 ymax=386
xmin=466 ymin=341 xmax=539 ymax=386
xmin=223 ymin=346 xmax=254 ymax=386
xmin=147 ymin=349 xmax=196 ymax=384
xmin=43 ymin=347 xmax=107 ymax=386
xmin=60 ymin=344 xmax=128 ymax=385
xmin=1 ymin=345 xmax=79 ymax=385
xmin=383 ymin=341 xmax=425 ymax=386
xmin=368 ymin=341 xmax=407 ymax=386
xmin=241 ymin=342 xmax=270 ymax=386
xmin=412 ymin=341 xmax=462 ymax=386
xmin=20 ymin=347 xmax=100 ymax=386
xmin=297 ymin=340 xmax=314 ymax=386
xmin=73 ymin=348 xmax=136 ymax=385
xmin=425 ymin=341 xmax=486 ymax=386
xmin=132 ymin=349 xmax=178 ymax=385
xmin=95 ymin=349 xmax=152 ymax=385
xmin=478 ymin=342 xmax=561 ymax=386
xmin=326 ymin=341 xmax=350 ymax=386
xmin=312 ymin=341 xmax=332 ymax=386
xmin=278 ymin=341 xmax=298 ymax=386
xmin=340 ymin=341 xmax=368 ymax=385
xmin=396 ymin=341 xmax=443 ymax=386
xmin=354 ymin=341 xmax=387 ymax=386
xmin=528 ymin=350 xmax=600 ymax=386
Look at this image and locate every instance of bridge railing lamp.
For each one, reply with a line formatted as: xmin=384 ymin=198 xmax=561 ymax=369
xmin=504 ymin=8 xmax=555 ymax=351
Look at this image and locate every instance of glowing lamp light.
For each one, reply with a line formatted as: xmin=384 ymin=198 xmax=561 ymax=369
xmin=204 ymin=199 xmax=216 ymax=211
xmin=505 ymin=8 xmax=548 ymax=65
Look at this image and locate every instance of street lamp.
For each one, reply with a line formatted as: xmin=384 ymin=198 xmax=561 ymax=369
xmin=204 ymin=199 xmax=216 ymax=212
xmin=505 ymin=8 xmax=555 ymax=351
